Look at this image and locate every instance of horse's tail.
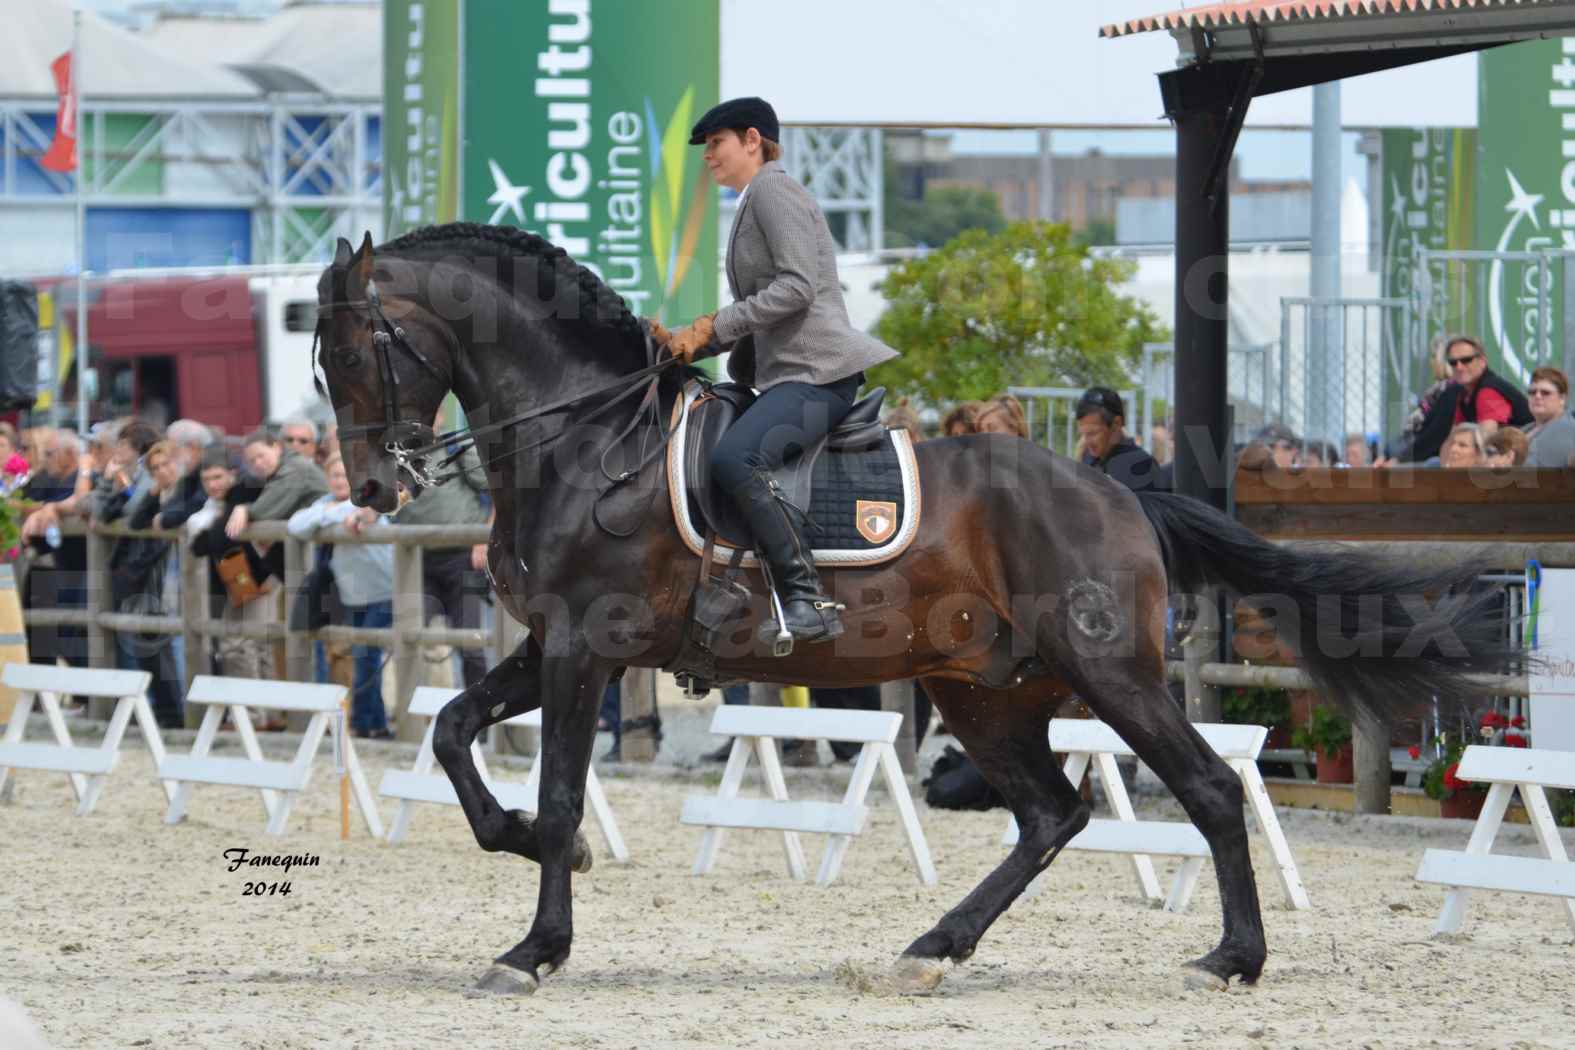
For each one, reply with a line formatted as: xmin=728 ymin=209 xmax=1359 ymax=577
xmin=1134 ymin=490 xmax=1517 ymax=720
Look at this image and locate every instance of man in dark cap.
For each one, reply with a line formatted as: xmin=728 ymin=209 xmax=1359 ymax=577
xmin=1075 ymin=386 xmax=1169 ymax=492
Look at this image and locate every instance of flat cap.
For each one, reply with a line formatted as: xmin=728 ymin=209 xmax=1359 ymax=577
xmin=689 ymin=96 xmax=779 ymax=146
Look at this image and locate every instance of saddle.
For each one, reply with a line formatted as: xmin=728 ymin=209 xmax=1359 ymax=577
xmin=663 ymin=380 xmax=921 ymax=695
xmin=680 ymin=383 xmax=891 ymax=548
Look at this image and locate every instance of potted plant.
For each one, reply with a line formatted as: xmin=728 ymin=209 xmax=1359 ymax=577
xmin=1222 ymin=685 xmax=1293 ymax=748
xmin=1420 ymin=734 xmax=1490 ymax=820
xmin=1291 ymin=706 xmax=1353 ymax=783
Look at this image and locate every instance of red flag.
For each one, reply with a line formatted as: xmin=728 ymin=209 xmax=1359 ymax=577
xmin=41 ymin=51 xmax=77 ymax=173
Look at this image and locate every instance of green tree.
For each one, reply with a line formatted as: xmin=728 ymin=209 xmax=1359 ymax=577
xmin=869 ymin=221 xmax=1166 ymax=403
xmin=887 ymin=186 xmax=1006 ymax=249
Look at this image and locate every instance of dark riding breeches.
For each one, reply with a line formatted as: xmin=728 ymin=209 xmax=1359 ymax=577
xmin=708 ymin=375 xmax=861 ymax=493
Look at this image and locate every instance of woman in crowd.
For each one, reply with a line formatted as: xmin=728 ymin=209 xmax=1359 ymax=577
xmin=1522 ymin=366 xmax=1575 ymax=467
xmin=1439 ymin=422 xmax=1487 ymax=468
xmin=225 ymin=429 xmax=329 ymax=542
xmin=222 ymin=429 xmax=328 ymax=729
xmin=97 ymin=427 xmax=184 ymax=728
xmin=288 ymin=455 xmax=394 ymax=739
xmin=940 ymin=402 xmax=981 ymax=437
xmin=1484 ymin=426 xmax=1529 ymax=467
xmin=973 ymin=394 xmax=1028 ymax=438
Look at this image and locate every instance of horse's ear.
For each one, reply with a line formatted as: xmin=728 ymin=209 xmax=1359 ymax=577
xmin=346 ymin=231 xmax=375 ymax=297
xmin=333 ymin=237 xmax=353 ymax=269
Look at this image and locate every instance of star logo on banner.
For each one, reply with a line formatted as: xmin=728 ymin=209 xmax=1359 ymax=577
xmin=1503 ymin=169 xmax=1542 ymax=230
xmin=486 ymin=159 xmax=531 ymax=225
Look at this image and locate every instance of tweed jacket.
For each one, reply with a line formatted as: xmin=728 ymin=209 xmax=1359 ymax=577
xmin=712 ymin=161 xmax=898 ymax=389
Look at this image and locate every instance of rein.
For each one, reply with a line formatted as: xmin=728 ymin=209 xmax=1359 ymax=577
xmin=316 ymin=282 xmax=687 ymax=510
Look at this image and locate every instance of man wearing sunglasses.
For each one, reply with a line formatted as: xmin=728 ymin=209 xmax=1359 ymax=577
xmin=1444 ymin=335 xmax=1532 ymax=437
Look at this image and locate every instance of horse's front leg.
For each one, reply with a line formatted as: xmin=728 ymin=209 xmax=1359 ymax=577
xmin=432 ymin=635 xmax=592 ymax=871
xmin=473 ymin=646 xmax=609 ymax=997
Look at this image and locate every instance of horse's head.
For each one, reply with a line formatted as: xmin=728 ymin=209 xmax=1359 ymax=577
xmin=316 ymin=233 xmax=454 ymax=513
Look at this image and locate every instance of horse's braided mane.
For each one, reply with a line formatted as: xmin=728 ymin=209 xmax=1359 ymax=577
xmin=378 ymin=222 xmax=644 ymax=339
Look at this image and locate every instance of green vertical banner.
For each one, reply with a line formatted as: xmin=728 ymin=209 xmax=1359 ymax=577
xmin=1476 ymin=38 xmax=1570 ymax=383
xmin=1379 ymin=127 xmax=1476 ymax=398
xmin=462 ymin=0 xmax=720 ymax=322
xmin=383 ymin=0 xmax=463 ymax=236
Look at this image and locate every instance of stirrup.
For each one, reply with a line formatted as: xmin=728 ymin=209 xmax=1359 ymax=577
xmin=759 ymin=559 xmax=795 ymax=657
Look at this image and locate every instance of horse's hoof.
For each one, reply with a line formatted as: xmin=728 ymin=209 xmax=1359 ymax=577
xmin=1180 ymin=964 xmax=1228 ymax=992
xmin=571 ymin=830 xmax=593 ymax=874
xmin=469 ymin=963 xmax=539 ymax=997
xmin=890 ymin=955 xmax=947 ymax=995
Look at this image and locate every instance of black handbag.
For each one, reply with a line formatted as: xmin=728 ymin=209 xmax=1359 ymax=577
xmin=289 ymin=546 xmax=341 ymax=632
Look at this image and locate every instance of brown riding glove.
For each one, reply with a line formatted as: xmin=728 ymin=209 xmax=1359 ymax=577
xmin=643 ymin=317 xmax=672 ymax=347
xmin=666 ymin=314 xmax=715 ymax=363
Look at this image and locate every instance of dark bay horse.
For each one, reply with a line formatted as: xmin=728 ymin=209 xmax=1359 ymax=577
xmin=315 ymin=224 xmax=1511 ymax=996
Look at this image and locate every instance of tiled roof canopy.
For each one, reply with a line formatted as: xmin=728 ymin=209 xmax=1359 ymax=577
xmin=1102 ymin=0 xmax=1568 ymax=38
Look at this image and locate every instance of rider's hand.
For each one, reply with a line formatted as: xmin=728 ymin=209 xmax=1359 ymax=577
xmin=644 ymin=317 xmax=672 ymax=347
xmin=666 ymin=314 xmax=715 ymax=363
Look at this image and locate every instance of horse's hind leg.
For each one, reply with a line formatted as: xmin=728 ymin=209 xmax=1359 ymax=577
xmin=431 ymin=633 xmax=592 ymax=872
xmin=1060 ymin=628 xmax=1267 ymax=988
xmin=1075 ymin=668 xmax=1267 ymax=988
xmin=894 ymin=677 xmax=1089 ymax=993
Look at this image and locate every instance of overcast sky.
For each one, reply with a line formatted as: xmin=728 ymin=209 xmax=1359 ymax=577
xmin=76 ymin=0 xmax=1371 ymax=188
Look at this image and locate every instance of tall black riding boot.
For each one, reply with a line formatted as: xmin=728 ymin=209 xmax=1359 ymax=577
xmin=730 ymin=470 xmax=845 ymax=647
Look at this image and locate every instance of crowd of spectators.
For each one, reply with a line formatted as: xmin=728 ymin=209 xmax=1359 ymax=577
xmin=1235 ymin=336 xmax=1571 ymax=473
xmin=11 ymin=412 xmax=491 ymax=737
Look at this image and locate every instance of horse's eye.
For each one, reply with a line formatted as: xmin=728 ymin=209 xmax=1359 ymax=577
xmin=334 ymin=347 xmax=363 ymax=370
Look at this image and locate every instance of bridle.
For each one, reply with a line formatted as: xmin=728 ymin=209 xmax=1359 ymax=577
xmin=321 ymin=278 xmax=452 ymax=462
xmin=315 ymin=279 xmax=686 ymax=501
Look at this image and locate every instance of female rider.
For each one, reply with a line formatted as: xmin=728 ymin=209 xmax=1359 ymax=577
xmin=663 ymin=97 xmax=898 ymax=646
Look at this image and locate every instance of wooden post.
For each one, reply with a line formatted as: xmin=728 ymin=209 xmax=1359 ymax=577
xmin=879 ymin=679 xmax=917 ymax=774
xmin=181 ymin=545 xmax=211 ymax=729
xmin=85 ymin=524 xmax=116 ymax=722
xmin=619 ymin=666 xmax=659 ymax=762
xmin=1352 ymin=706 xmax=1393 ymax=815
xmin=282 ymin=535 xmax=313 ymax=733
xmin=1182 ymin=618 xmax=1221 ymax=724
xmin=392 ymin=540 xmax=425 ymax=743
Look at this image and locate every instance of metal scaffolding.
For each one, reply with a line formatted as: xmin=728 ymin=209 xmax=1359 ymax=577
xmin=721 ymin=127 xmax=884 ymax=254
xmin=0 ymin=96 xmax=381 ymax=265
xmin=783 ymin=127 xmax=883 ymax=253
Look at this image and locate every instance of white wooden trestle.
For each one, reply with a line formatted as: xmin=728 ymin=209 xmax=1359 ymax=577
xmin=0 ymin=664 xmax=172 ymax=815
xmin=681 ymin=706 xmax=936 ymax=886
xmin=158 ymin=676 xmax=382 ymax=837
xmin=1414 ymin=745 xmax=1575 ymax=936
xmin=1002 ymin=719 xmax=1309 ymax=912
xmin=377 ymin=687 xmax=628 ymax=860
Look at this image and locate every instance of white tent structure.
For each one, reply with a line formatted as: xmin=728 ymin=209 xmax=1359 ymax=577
xmin=1 ymin=0 xmax=260 ymax=100
xmin=138 ymin=1 xmax=381 ymax=99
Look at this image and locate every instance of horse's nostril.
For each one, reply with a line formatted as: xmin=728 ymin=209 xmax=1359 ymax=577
xmin=359 ymin=479 xmax=381 ymax=504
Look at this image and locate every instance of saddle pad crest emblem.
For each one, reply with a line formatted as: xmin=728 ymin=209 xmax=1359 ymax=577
xmin=855 ymin=500 xmax=899 ymax=544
